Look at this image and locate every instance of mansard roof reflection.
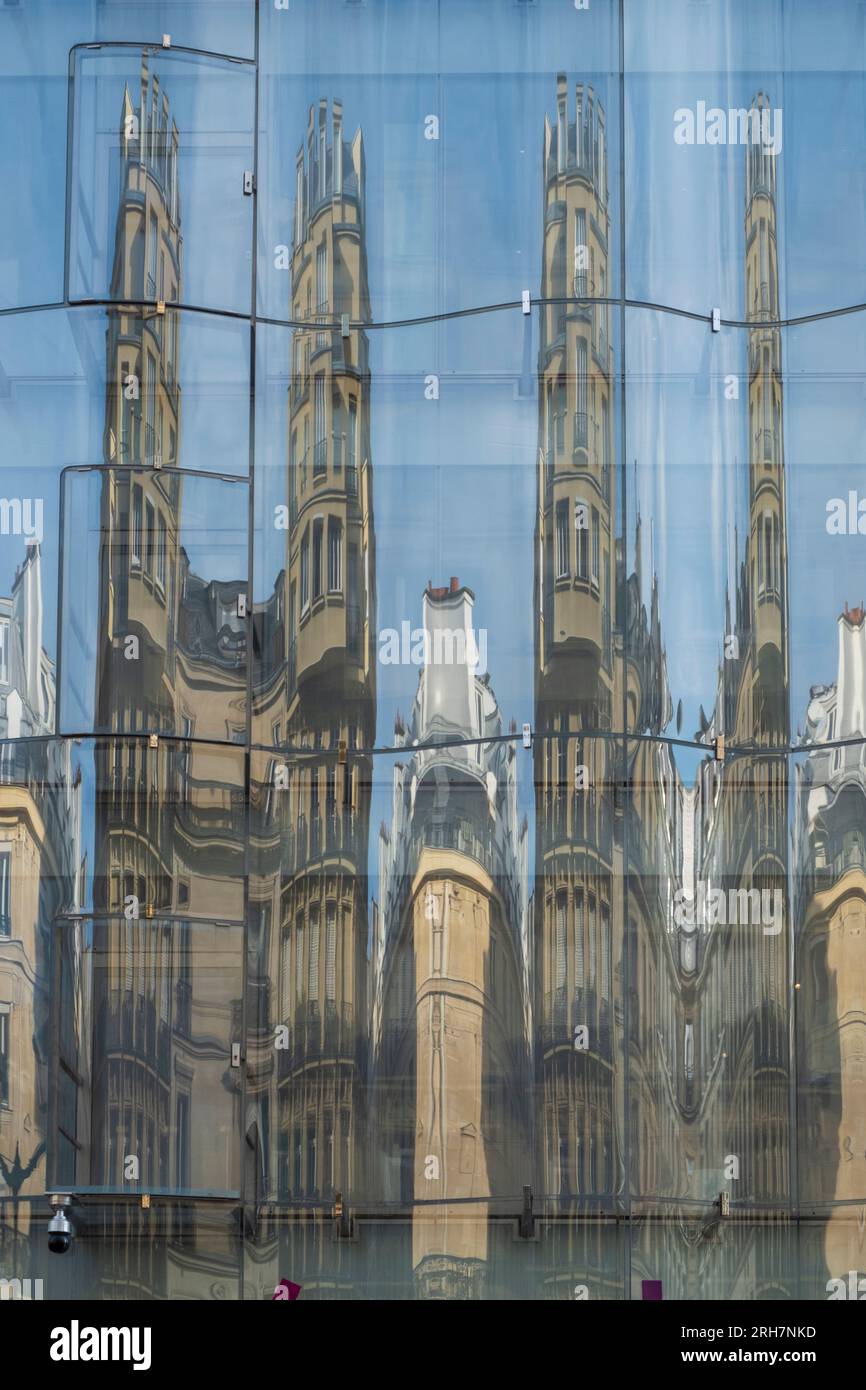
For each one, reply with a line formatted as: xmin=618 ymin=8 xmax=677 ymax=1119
xmin=378 ymin=577 xmax=527 ymax=947
xmin=176 ymin=552 xmax=246 ymax=669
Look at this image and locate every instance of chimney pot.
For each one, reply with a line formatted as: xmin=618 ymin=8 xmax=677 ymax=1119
xmin=450 ymin=576 xmax=459 ymax=593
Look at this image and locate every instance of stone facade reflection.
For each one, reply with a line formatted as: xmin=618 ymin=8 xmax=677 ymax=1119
xmin=373 ymin=579 xmax=530 ymax=1298
xmin=2 ymin=18 xmax=865 ymax=1301
xmin=28 ymin=57 xmax=246 ymax=1296
xmin=0 ymin=554 xmax=82 ymax=1264
xmin=627 ymin=91 xmax=792 ymax=1299
xmin=533 ymin=76 xmax=625 ymax=1299
xmin=795 ymin=604 xmax=866 ymax=1287
xmin=248 ymin=97 xmax=376 ymax=1296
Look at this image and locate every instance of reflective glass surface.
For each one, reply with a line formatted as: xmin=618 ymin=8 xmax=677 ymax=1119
xmin=624 ymin=0 xmax=866 ymax=318
xmin=257 ymin=0 xmax=620 ymax=323
xmin=69 ymin=47 xmax=255 ymax=315
xmin=2 ymin=0 xmax=866 ymax=1304
xmin=60 ymin=468 xmax=248 ymax=740
xmin=0 ymin=2 xmax=254 ymax=313
xmin=0 ymin=307 xmax=250 ymax=476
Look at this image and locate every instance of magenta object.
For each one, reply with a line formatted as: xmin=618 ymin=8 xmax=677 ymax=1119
xmin=272 ymin=1279 xmax=302 ymax=1301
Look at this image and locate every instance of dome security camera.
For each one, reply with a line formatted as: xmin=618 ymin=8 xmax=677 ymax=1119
xmin=47 ymin=1195 xmax=79 ymax=1255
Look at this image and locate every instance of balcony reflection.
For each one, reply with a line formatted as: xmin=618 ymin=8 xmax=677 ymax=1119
xmin=247 ymin=93 xmax=376 ymax=1296
xmin=3 ymin=12 xmax=866 ymax=1300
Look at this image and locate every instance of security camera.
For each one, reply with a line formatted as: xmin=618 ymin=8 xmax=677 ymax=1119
xmin=47 ymin=1195 xmax=79 ymax=1255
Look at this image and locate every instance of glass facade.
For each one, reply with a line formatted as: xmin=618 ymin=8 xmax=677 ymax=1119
xmin=0 ymin=0 xmax=865 ymax=1302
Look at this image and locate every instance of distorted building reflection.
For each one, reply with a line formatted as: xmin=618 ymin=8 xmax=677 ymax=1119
xmin=35 ymin=55 xmax=246 ymax=1295
xmin=249 ymin=97 xmax=376 ymax=1294
xmin=684 ymin=92 xmax=790 ymax=1296
xmin=530 ymin=79 xmax=795 ymax=1297
xmin=626 ymin=91 xmax=792 ymax=1299
xmin=373 ymin=578 xmax=530 ymax=1298
xmin=0 ymin=547 xmax=83 ymax=1265
xmin=795 ymin=603 xmax=866 ymax=1288
xmin=533 ymin=75 xmax=633 ymax=1296
xmin=103 ymin=55 xmax=181 ymax=475
xmin=3 ymin=20 xmax=859 ymax=1300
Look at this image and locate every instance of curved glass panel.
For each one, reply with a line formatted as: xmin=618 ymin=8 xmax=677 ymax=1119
xmin=0 ymin=1 xmax=254 ymax=313
xmin=625 ymin=309 xmax=788 ymax=748
xmin=1 ymin=1199 xmax=241 ymax=1301
xmin=3 ymin=0 xmax=866 ymax=1307
xmin=784 ymin=315 xmax=866 ymax=726
xmin=625 ymin=0 xmax=866 ymax=319
xmin=793 ymin=731 xmax=866 ymax=1245
xmin=247 ymin=732 xmax=623 ymax=1291
xmin=252 ymin=310 xmax=620 ymax=753
xmin=50 ymin=916 xmax=242 ymax=1197
xmin=0 ymin=736 xmax=244 ymax=920
xmin=0 ymin=732 xmax=245 ymax=1271
xmin=59 ymin=468 xmax=248 ymax=741
xmin=630 ymin=1218 xmax=800 ymax=1300
xmin=627 ymin=740 xmax=790 ymax=1208
xmin=0 ymin=306 xmax=250 ymax=479
xmin=68 ymin=47 xmax=254 ymax=315
xmin=256 ymin=0 xmax=619 ymax=323
xmin=243 ymin=1213 xmax=625 ymax=1302
xmin=627 ymin=308 xmax=866 ymax=749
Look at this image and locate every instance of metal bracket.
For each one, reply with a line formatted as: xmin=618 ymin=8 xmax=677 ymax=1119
xmin=338 ymin=739 xmax=347 ymax=765
xmin=522 ymin=723 xmax=532 ymax=749
xmin=149 ymin=733 xmax=159 ymax=749
xmin=162 ymin=34 xmax=171 ymax=48
xmin=243 ymin=170 xmax=255 ymax=196
xmin=518 ymin=1184 xmax=535 ymax=1239
xmin=231 ymin=1042 xmax=242 ymax=1069
xmin=521 ymin=289 xmax=531 ymax=315
xmin=711 ymin=307 xmax=721 ymax=332
xmin=715 ymin=734 xmax=725 ymax=762
xmin=332 ymin=1191 xmax=354 ymax=1239
xmin=237 ymin=593 xmax=248 ymax=619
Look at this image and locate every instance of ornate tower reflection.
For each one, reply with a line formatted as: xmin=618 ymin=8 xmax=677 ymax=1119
xmin=250 ymin=98 xmax=377 ymax=1289
xmin=681 ymin=91 xmax=791 ymax=1295
xmin=58 ymin=58 xmax=246 ymax=1298
xmin=374 ymin=580 xmax=529 ymax=1298
xmin=532 ymin=75 xmax=621 ymax=1289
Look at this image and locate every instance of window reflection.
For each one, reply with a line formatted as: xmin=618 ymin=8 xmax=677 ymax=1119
xmin=4 ymin=0 xmax=866 ymax=1303
xmin=52 ymin=917 xmax=241 ymax=1197
xmin=60 ymin=468 xmax=247 ymax=742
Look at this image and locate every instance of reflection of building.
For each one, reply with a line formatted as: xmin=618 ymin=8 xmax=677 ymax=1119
xmin=47 ymin=57 xmax=245 ymax=1297
xmin=374 ymin=580 xmax=529 ymax=1298
xmin=0 ymin=545 xmax=81 ymax=1263
xmin=532 ymin=75 xmax=667 ymax=1296
xmin=249 ymin=98 xmax=376 ymax=1295
xmin=533 ymin=76 xmax=617 ymax=1181
xmin=105 ymin=54 xmax=181 ymax=474
xmin=795 ymin=604 xmax=866 ymax=1285
xmin=529 ymin=82 xmax=794 ymax=1299
xmin=716 ymin=92 xmax=788 ymax=1190
xmin=669 ymin=92 xmax=790 ymax=1299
